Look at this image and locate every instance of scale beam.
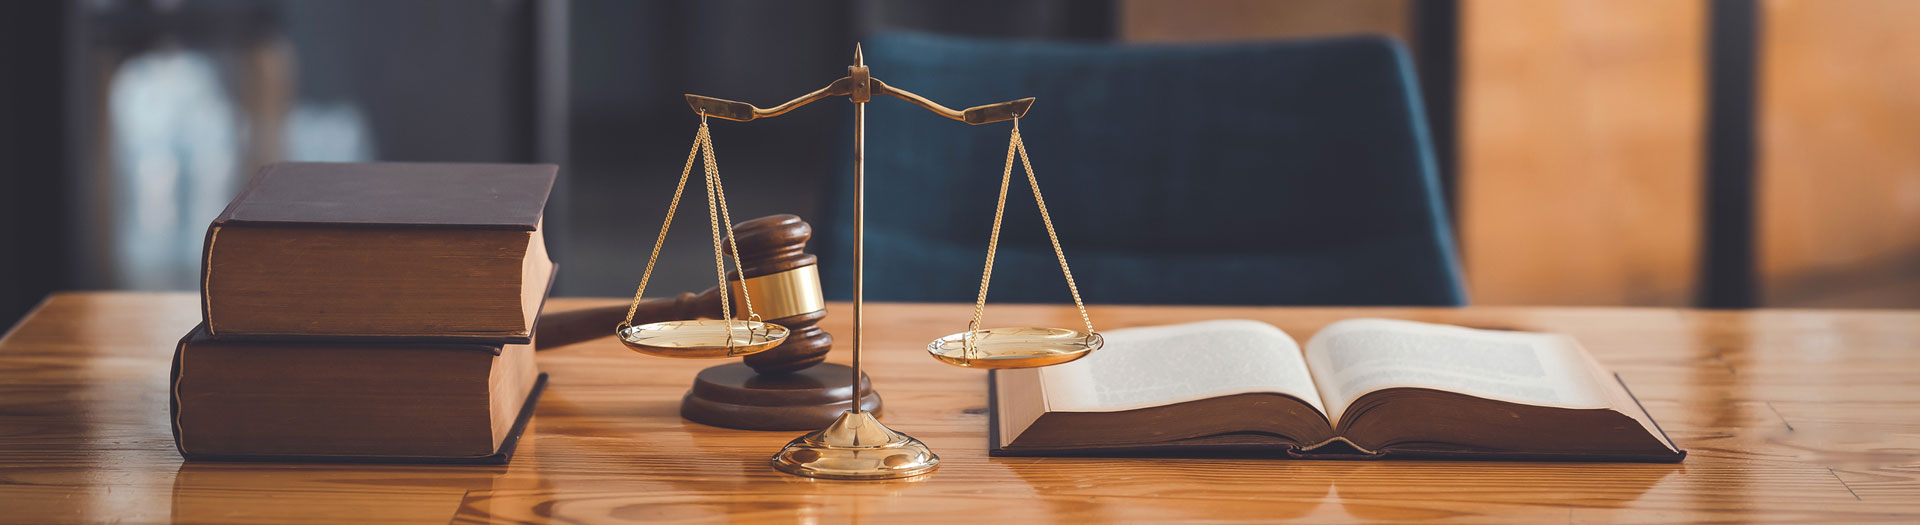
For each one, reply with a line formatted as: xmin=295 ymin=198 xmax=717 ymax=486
xmin=686 ymin=79 xmax=1034 ymax=125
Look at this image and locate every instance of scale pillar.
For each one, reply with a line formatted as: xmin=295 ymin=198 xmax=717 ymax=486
xmin=769 ymin=44 xmax=940 ymax=480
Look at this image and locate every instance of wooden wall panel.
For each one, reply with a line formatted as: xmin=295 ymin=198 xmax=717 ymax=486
xmin=1757 ymin=0 xmax=1920 ymax=308
xmin=1458 ymin=0 xmax=1706 ymax=305
xmin=1119 ymin=0 xmax=1409 ymax=43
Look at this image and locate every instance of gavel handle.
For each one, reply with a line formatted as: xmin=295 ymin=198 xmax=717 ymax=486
xmin=535 ymin=291 xmax=713 ymax=350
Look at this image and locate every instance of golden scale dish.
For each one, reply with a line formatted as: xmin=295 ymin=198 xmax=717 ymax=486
xmin=615 ymin=44 xmax=1102 ymax=480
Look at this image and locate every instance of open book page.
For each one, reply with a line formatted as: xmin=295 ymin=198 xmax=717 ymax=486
xmin=1036 ymin=319 xmax=1325 ymax=415
xmin=1304 ymin=318 xmax=1612 ymax=425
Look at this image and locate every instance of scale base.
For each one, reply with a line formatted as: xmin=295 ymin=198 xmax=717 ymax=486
xmin=681 ymin=362 xmax=880 ymax=430
xmin=771 ymin=410 xmax=938 ymax=480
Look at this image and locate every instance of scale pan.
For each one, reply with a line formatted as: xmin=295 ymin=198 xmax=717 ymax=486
xmin=620 ymin=320 xmax=788 ymax=358
xmin=926 ymin=327 xmax=1102 ymax=369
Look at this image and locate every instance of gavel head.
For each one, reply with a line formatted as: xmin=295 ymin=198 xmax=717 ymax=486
xmin=709 ymin=214 xmax=831 ymax=375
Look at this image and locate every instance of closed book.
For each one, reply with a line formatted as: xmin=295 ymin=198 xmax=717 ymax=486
xmin=169 ymin=324 xmax=544 ymax=463
xmin=200 ymin=162 xmax=557 ymax=343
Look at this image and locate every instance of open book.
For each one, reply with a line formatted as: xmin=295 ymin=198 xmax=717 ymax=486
xmin=991 ymin=319 xmax=1683 ymax=461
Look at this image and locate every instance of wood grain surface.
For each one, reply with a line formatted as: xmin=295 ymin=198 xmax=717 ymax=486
xmin=3 ymin=292 xmax=1918 ymax=523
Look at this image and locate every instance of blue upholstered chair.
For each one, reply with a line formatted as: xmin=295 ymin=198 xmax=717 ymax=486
xmin=820 ymin=32 xmax=1466 ymax=306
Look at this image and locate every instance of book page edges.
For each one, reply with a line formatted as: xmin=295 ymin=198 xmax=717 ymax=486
xmin=199 ymin=225 xmax=220 ymax=336
xmin=1568 ymin=334 xmax=1679 ymax=454
xmin=996 ymin=368 xmax=1050 ymax=450
xmin=202 ymin=260 xmax=556 ymax=346
xmin=170 ymin=330 xmax=191 ymax=457
xmin=489 ymin=343 xmax=541 ymax=448
xmin=175 ymin=370 xmax=549 ymax=465
xmin=519 ymin=223 xmax=552 ymax=334
xmin=1609 ymin=371 xmax=1681 ymax=454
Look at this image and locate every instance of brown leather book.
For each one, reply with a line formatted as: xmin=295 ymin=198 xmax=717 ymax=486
xmin=200 ymin=162 xmax=557 ymax=344
xmin=169 ymin=324 xmax=544 ymax=463
xmin=989 ymin=319 xmax=1685 ymax=462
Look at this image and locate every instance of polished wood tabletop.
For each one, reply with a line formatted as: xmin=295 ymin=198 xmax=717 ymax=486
xmin=3 ymin=292 xmax=1918 ymax=523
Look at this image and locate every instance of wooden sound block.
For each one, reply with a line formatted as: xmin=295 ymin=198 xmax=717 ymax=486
xmin=681 ymin=362 xmax=880 ymax=430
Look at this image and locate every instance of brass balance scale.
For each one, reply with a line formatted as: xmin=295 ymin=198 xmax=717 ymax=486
xmin=616 ymin=45 xmax=1101 ymax=480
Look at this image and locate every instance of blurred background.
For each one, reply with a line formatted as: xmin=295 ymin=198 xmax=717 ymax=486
xmin=3 ymin=0 xmax=1916 ymax=324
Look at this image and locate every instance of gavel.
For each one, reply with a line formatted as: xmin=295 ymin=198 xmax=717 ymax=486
xmin=535 ymin=214 xmax=831 ymax=375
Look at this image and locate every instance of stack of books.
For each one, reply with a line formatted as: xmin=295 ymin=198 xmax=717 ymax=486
xmin=169 ymin=162 xmax=557 ymax=463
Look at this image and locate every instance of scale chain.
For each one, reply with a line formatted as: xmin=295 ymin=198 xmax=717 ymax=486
xmin=967 ymin=119 xmax=1096 ymax=353
xmin=699 ymin=121 xmax=733 ymax=349
xmin=619 ymin=116 xmax=763 ymax=355
xmin=620 ymin=117 xmax=705 ymax=329
xmin=700 ymin=122 xmax=763 ymax=351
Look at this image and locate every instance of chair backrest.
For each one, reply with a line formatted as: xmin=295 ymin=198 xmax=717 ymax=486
xmin=821 ymin=32 xmax=1466 ymax=306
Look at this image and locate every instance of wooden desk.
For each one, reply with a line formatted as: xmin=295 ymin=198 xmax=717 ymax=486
xmin=3 ymin=292 xmax=1917 ymax=523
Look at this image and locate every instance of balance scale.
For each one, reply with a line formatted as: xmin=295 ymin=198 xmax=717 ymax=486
xmin=615 ymin=45 xmax=1101 ymax=480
